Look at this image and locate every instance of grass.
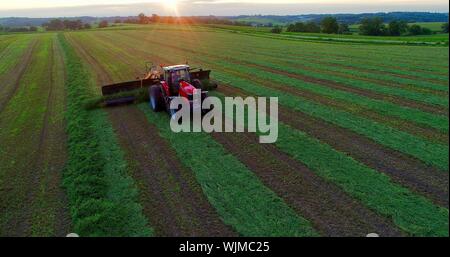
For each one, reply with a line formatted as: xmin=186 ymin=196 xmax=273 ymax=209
xmin=213 ymin=72 xmax=449 ymax=171
xmin=212 ymin=91 xmax=449 ymax=237
xmin=58 ymin=33 xmax=152 ymax=237
xmin=100 ymin=30 xmax=448 ymax=170
xmin=138 ymin=103 xmax=319 ymax=237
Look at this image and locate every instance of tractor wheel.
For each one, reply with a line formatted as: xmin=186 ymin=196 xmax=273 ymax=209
xmin=149 ymin=85 xmax=164 ymax=112
xmin=192 ymin=79 xmax=203 ymax=89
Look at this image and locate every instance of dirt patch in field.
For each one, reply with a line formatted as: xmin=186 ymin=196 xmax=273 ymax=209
xmin=0 ymin=39 xmax=37 ymax=113
xmin=219 ymin=84 xmax=449 ymax=208
xmin=108 ymin=106 xmax=236 ymax=236
xmin=212 ymin=128 xmax=403 ymax=237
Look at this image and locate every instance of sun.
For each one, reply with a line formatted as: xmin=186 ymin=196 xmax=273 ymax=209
xmin=163 ymin=0 xmax=178 ymax=11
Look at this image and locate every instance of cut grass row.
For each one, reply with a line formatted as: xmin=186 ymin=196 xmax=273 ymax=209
xmin=139 ymin=29 xmax=448 ymax=98
xmin=213 ymin=72 xmax=449 ymax=171
xmin=138 ymin=103 xmax=319 ymax=237
xmin=214 ymin=60 xmax=448 ymax=132
xmin=68 ymin=29 xmax=448 ymax=236
xmin=136 ymin=30 xmax=448 ymax=94
xmin=211 ymin=91 xmax=449 ymax=237
xmin=58 ymin=33 xmax=152 ymax=237
xmin=67 ymin=32 xmax=320 ymax=237
xmin=77 ymin=31 xmax=449 ymax=170
xmin=142 ymin=28 xmax=449 ymax=75
xmin=110 ymin=31 xmax=449 ymax=126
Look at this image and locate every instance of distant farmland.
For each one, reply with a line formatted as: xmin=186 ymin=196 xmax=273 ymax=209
xmin=0 ymin=24 xmax=448 ymax=237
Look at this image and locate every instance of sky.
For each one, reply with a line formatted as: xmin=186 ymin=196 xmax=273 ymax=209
xmin=0 ymin=0 xmax=448 ymax=17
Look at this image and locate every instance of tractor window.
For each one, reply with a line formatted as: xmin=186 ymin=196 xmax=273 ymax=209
xmin=171 ymin=69 xmax=190 ymax=85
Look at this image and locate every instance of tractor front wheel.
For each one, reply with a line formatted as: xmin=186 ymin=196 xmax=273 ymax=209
xmin=150 ymin=85 xmax=164 ymax=112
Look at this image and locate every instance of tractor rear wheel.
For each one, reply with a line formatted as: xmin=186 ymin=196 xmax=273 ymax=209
xmin=150 ymin=85 xmax=164 ymax=112
xmin=192 ymin=79 xmax=203 ymax=89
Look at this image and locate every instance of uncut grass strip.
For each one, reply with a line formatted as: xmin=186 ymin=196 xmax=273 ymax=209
xmin=212 ymin=91 xmax=447 ymax=237
xmin=59 ymin=33 xmax=152 ymax=237
xmin=138 ymin=104 xmax=319 ymax=237
xmin=217 ymin=85 xmax=449 ymax=208
xmin=214 ymin=72 xmax=449 ymax=171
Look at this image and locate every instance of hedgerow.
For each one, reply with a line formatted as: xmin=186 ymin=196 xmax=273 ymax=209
xmin=58 ymin=33 xmax=152 ymax=237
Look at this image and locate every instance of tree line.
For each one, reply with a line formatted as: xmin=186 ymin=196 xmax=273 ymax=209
xmin=0 ymin=25 xmax=38 ymax=33
xmin=285 ymin=17 xmax=350 ymax=34
xmin=43 ymin=19 xmax=98 ymax=31
xmin=278 ymin=16 xmax=449 ymax=36
xmin=121 ymin=13 xmax=250 ymax=26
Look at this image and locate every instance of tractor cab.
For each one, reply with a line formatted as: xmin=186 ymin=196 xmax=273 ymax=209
xmin=162 ymin=65 xmax=192 ymax=95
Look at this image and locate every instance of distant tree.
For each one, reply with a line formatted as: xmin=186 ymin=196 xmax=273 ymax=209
xmin=43 ymin=19 xmax=65 ymax=31
xmin=287 ymin=22 xmax=305 ymax=32
xmin=151 ymin=14 xmax=160 ymax=23
xmin=84 ymin=23 xmax=92 ymax=29
xmin=114 ymin=19 xmax=122 ymax=24
xmin=270 ymin=25 xmax=283 ymax=34
xmin=421 ymin=27 xmax=432 ymax=35
xmin=321 ymin=16 xmax=339 ymax=34
xmin=408 ymin=24 xmax=423 ymax=35
xmin=138 ymin=13 xmax=148 ymax=24
xmin=338 ymin=23 xmax=350 ymax=34
xmin=359 ymin=17 xmax=387 ymax=36
xmin=98 ymin=20 xmax=109 ymax=28
xmin=29 ymin=26 xmax=38 ymax=32
xmin=388 ymin=20 xmax=409 ymax=36
xmin=304 ymin=21 xmax=320 ymax=33
xmin=442 ymin=22 xmax=449 ymax=33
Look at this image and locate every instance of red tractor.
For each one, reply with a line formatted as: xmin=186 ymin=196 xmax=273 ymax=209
xmin=101 ymin=64 xmax=217 ymax=117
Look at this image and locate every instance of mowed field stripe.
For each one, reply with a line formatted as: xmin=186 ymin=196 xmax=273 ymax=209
xmin=118 ymin=30 xmax=449 ymax=93
xmin=66 ymin=33 xmax=236 ymax=236
xmin=139 ymin=104 xmax=319 ymax=236
xmin=211 ymin=126 xmax=403 ymax=236
xmin=95 ymin=31 xmax=448 ymax=171
xmin=217 ymin=84 xmax=449 ymax=208
xmin=106 ymin=31 xmax=449 ymax=135
xmin=0 ymin=34 xmax=71 ymax=236
xmin=76 ymin=30 xmax=448 ymax=235
xmin=68 ymin=32 xmax=320 ymax=236
xmin=211 ymin=91 xmax=447 ymax=236
xmin=60 ymin=34 xmax=152 ymax=236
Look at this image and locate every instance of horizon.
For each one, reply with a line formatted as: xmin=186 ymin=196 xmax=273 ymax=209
xmin=0 ymin=0 xmax=449 ymax=18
